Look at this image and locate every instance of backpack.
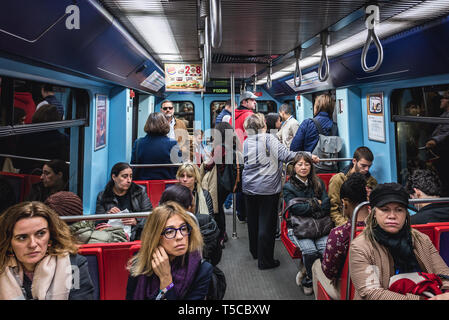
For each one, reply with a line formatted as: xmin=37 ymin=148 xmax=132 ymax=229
xmin=196 ymin=214 xmax=222 ymax=266
xmin=311 ymin=118 xmax=343 ymax=172
xmin=217 ymin=143 xmax=244 ymax=193
xmin=206 ymin=264 xmax=227 ymax=300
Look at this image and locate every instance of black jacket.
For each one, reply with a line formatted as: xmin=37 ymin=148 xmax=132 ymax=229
xmin=410 ymin=202 xmax=449 ymax=225
xmin=95 ymin=182 xmax=153 ymax=241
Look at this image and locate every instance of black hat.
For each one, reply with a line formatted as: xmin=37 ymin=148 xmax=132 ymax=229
xmin=369 ymin=183 xmax=409 ymax=208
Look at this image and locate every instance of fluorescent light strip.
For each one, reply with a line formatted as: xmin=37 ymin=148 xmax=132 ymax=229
xmin=258 ymin=0 xmax=449 ymax=84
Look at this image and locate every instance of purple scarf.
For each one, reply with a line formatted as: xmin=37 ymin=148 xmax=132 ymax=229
xmin=132 ymin=250 xmax=202 ymax=300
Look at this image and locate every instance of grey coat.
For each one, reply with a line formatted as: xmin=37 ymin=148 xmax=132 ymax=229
xmin=242 ymin=133 xmax=298 ymax=195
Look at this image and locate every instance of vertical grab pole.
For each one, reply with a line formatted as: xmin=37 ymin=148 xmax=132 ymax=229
xmin=346 ymin=200 xmax=369 ymax=300
xmin=230 ymin=71 xmax=238 ymax=239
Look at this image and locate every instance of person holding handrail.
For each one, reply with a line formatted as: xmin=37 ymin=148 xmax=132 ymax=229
xmin=95 ymin=162 xmax=152 ymax=241
xmin=0 ymin=201 xmax=94 ymax=300
xmin=349 ymin=182 xmax=449 ymax=300
xmin=131 ymin=112 xmax=182 ymax=180
xmin=126 ymin=201 xmax=213 ymax=300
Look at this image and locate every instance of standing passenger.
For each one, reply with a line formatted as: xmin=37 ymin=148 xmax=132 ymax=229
xmin=215 ymin=99 xmax=233 ymax=125
xmin=126 ymin=201 xmax=213 ymax=300
xmin=242 ymin=114 xmax=316 ymax=270
xmin=277 ymin=103 xmax=300 ymax=149
xmin=160 ymin=100 xmax=190 ymax=159
xmin=95 ymin=162 xmax=152 ymax=241
xmin=0 ymin=202 xmax=94 ymax=300
xmin=231 ymin=91 xmax=258 ymax=146
xmin=131 ymin=112 xmax=182 ymax=180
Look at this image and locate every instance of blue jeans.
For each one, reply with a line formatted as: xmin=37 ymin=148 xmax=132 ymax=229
xmin=294 ymin=235 xmax=328 ymax=257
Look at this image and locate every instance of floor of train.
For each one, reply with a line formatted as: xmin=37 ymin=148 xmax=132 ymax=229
xmin=219 ymin=206 xmax=314 ymax=300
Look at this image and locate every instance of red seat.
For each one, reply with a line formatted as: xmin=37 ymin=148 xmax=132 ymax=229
xmin=316 ymin=173 xmax=336 ymax=192
xmin=78 ymin=247 xmax=105 ymax=300
xmin=80 ymin=241 xmax=140 ymax=300
xmin=147 ymin=179 xmax=178 ymax=208
xmin=133 ymin=180 xmax=150 ymax=199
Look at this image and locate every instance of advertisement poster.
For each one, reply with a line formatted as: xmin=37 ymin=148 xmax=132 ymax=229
xmin=95 ymin=94 xmax=107 ymax=151
xmin=367 ymin=92 xmax=386 ymax=143
xmin=165 ymin=63 xmax=204 ymax=91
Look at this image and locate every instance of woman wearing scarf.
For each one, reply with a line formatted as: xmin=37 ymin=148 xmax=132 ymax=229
xmin=177 ymin=163 xmax=214 ymax=217
xmin=349 ymin=183 xmax=449 ymax=300
xmin=126 ymin=201 xmax=213 ymax=300
xmin=0 ymin=202 xmax=94 ymax=300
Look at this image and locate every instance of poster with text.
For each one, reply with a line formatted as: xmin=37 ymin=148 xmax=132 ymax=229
xmin=367 ymin=93 xmax=386 ymax=143
xmin=165 ymin=63 xmax=204 ymax=91
xmin=95 ymin=94 xmax=107 ymax=151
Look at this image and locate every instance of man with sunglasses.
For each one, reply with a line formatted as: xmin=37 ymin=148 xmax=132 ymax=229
xmin=161 ymin=100 xmax=191 ymax=160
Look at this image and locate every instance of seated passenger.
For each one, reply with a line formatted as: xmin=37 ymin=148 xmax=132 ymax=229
xmin=311 ymin=173 xmax=369 ymax=300
xmin=328 ymin=146 xmax=377 ymax=227
xmin=45 ymin=191 xmax=128 ymax=244
xmin=406 ymin=169 xmax=449 ymax=224
xmin=131 ymin=112 xmax=182 ymax=180
xmin=0 ymin=201 xmax=94 ymax=300
xmin=25 ymin=159 xmax=68 ymax=202
xmin=95 ymin=162 xmax=152 ymax=241
xmin=282 ymin=152 xmax=332 ymax=295
xmin=160 ymin=184 xmax=222 ymax=266
xmin=177 ymin=163 xmax=214 ymax=217
xmin=349 ymin=183 xmax=449 ymax=300
xmin=126 ymin=201 xmax=213 ymax=300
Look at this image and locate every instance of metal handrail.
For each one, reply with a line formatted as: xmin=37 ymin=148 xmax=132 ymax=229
xmin=266 ymin=59 xmax=273 ymax=89
xmin=60 ymin=212 xmax=151 ymax=222
xmin=318 ymin=31 xmax=330 ymax=82
xmin=0 ymin=153 xmax=70 ymax=165
xmin=317 ymin=157 xmax=352 ymax=162
xmin=209 ymin=0 xmax=222 ymax=48
xmin=129 ymin=163 xmax=183 ymax=168
xmin=346 ymin=197 xmax=449 ymax=299
xmin=361 ymin=4 xmax=384 ymax=73
xmin=293 ymin=47 xmax=302 ymax=87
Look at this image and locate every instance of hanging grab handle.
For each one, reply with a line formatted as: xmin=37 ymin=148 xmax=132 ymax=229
xmin=209 ymin=0 xmax=222 ymax=48
xmin=318 ymin=31 xmax=330 ymax=82
xmin=361 ymin=4 xmax=383 ymax=73
xmin=293 ymin=47 xmax=302 ymax=87
xmin=266 ymin=59 xmax=273 ymax=89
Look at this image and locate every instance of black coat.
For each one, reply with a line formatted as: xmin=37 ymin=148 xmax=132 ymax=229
xmin=95 ymin=182 xmax=153 ymax=241
xmin=410 ymin=202 xmax=449 ymax=225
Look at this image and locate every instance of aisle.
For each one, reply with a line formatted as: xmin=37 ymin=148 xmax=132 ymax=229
xmin=217 ymin=207 xmax=314 ymax=300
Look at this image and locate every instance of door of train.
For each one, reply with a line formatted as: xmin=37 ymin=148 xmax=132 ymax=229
xmin=391 ymin=84 xmax=449 ymax=196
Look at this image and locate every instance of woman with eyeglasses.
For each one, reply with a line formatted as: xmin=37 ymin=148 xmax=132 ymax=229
xmin=131 ymin=112 xmax=182 ymax=180
xmin=126 ymin=201 xmax=213 ymax=300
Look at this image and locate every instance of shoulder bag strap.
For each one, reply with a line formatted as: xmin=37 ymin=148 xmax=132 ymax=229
xmin=311 ymin=117 xmax=325 ymax=135
xmin=282 ymin=197 xmax=311 ymax=221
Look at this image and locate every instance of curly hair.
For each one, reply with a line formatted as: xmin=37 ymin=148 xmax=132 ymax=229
xmin=405 ymin=169 xmax=442 ymax=196
xmin=340 ymin=172 xmax=368 ymax=205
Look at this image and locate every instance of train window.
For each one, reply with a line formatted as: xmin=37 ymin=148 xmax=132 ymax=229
xmin=210 ymin=100 xmax=227 ymax=127
xmin=391 ymin=85 xmax=449 ymax=196
xmin=256 ymin=100 xmax=277 ymax=115
xmin=0 ymin=76 xmax=89 ymax=198
xmin=172 ymin=101 xmax=194 ymax=132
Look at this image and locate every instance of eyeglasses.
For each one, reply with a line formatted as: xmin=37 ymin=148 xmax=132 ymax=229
xmin=162 ymin=106 xmax=174 ymax=111
xmin=161 ymin=224 xmax=191 ymax=239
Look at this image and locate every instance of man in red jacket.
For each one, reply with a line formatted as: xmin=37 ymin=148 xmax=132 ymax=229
xmin=231 ymin=91 xmax=258 ymax=146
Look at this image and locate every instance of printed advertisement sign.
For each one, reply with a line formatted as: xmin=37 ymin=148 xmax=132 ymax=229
xmin=367 ymin=92 xmax=386 ymax=143
xmin=165 ymin=63 xmax=204 ymax=91
xmin=95 ymin=94 xmax=107 ymax=151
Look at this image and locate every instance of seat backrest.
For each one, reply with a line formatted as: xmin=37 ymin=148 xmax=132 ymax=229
xmin=0 ymin=171 xmax=25 ymax=202
xmin=147 ymin=179 xmax=179 ymax=208
xmin=412 ymin=224 xmax=436 ymax=246
xmin=317 ymin=173 xmax=336 ymax=192
xmin=80 ymin=241 xmax=141 ymax=300
xmin=133 ymin=180 xmax=150 ymax=199
xmin=78 ymin=247 xmax=104 ymax=300
xmin=435 ymin=226 xmax=449 ymax=265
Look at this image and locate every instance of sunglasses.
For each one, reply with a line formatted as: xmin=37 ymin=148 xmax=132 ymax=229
xmin=162 ymin=106 xmax=174 ymax=111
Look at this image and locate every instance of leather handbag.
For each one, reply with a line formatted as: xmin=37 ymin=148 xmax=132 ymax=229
xmin=282 ymin=197 xmax=334 ymax=240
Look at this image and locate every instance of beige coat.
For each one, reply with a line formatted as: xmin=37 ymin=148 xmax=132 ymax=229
xmin=276 ymin=116 xmax=300 ymax=149
xmin=328 ymin=171 xmax=377 ymax=227
xmin=349 ymin=230 xmax=449 ymax=300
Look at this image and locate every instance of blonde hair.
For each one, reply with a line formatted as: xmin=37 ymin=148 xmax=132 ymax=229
xmin=314 ymin=94 xmax=334 ymax=116
xmin=176 ymin=162 xmax=203 ymax=194
xmin=128 ymin=201 xmax=203 ymax=276
xmin=0 ymin=202 xmax=78 ymax=273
